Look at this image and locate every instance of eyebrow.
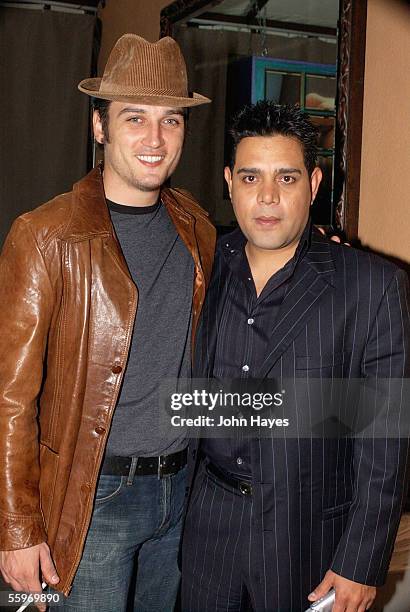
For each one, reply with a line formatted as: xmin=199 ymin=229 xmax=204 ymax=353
xmin=117 ymin=107 xmax=185 ymax=117
xmin=276 ymin=167 xmax=302 ymax=175
xmin=236 ymin=167 xmax=261 ymax=175
xmin=236 ymin=167 xmax=302 ymax=175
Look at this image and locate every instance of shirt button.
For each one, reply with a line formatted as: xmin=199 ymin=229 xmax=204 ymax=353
xmin=236 ymin=457 xmax=243 ymax=465
xmin=247 ymin=318 xmax=254 ymax=325
xmin=242 ymin=365 xmax=250 ymax=372
xmin=95 ymin=426 xmax=106 ymax=435
xmin=112 ymin=365 xmax=122 ymax=374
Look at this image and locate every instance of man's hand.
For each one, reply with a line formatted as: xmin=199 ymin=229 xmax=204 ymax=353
xmin=316 ymin=226 xmax=351 ymax=246
xmin=308 ymin=569 xmax=376 ymax=611
xmin=0 ymin=543 xmax=59 ymax=612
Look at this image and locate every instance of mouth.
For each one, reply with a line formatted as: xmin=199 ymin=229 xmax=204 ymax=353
xmin=136 ymin=154 xmax=165 ymax=167
xmin=254 ymin=216 xmax=281 ymax=227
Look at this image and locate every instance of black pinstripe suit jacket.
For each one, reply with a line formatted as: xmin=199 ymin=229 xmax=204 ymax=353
xmin=191 ymin=228 xmax=410 ymax=611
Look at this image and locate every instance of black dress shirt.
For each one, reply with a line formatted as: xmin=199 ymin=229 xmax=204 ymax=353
xmin=201 ymin=221 xmax=312 ymax=479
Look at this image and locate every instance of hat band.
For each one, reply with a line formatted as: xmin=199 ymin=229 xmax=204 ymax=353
xmin=99 ymin=82 xmax=189 ymax=98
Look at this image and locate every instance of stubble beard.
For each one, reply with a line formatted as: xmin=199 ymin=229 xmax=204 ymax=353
xmin=133 ymin=178 xmax=163 ymax=193
xmin=124 ymin=166 xmax=164 ymax=193
xmin=106 ymin=153 xmax=166 ymax=195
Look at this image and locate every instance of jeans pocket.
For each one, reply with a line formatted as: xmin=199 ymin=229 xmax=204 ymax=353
xmin=171 ymin=465 xmax=189 ymax=525
xmin=94 ymin=475 xmax=124 ymax=504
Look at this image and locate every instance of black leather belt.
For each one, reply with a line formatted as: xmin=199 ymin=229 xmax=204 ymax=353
xmin=206 ymin=461 xmax=253 ymax=496
xmin=101 ymin=448 xmax=187 ymax=478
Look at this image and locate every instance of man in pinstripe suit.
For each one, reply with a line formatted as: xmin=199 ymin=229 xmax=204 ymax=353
xmin=181 ymin=102 xmax=410 ymax=611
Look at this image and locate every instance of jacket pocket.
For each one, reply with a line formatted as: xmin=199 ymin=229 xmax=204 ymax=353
xmin=295 ymin=351 xmax=350 ymax=370
xmin=322 ymin=500 xmax=352 ymax=520
xmin=39 ymin=443 xmax=59 ymax=528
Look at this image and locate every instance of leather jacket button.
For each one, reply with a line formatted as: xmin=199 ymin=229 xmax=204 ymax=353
xmin=95 ymin=426 xmax=106 ymax=435
xmin=112 ymin=365 xmax=122 ymax=374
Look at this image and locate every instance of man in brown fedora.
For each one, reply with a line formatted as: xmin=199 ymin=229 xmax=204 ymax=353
xmin=0 ymin=33 xmax=215 ymax=612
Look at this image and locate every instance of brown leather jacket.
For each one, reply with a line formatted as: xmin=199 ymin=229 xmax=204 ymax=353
xmin=0 ymin=167 xmax=216 ymax=595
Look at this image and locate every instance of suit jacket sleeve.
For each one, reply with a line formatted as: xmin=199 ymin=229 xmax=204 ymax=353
xmin=331 ymin=268 xmax=410 ymax=585
xmin=0 ymin=218 xmax=53 ymax=550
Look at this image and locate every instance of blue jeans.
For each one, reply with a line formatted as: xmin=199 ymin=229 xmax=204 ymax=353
xmin=52 ymin=465 xmax=187 ymax=612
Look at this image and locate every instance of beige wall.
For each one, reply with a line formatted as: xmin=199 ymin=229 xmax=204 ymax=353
xmin=97 ymin=0 xmax=170 ymax=72
xmin=359 ymin=0 xmax=410 ymax=264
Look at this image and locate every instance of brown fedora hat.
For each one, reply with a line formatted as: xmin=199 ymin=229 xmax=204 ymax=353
xmin=78 ymin=33 xmax=211 ymax=107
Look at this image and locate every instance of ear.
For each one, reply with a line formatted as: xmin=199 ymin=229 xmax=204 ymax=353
xmin=224 ymin=166 xmax=233 ymax=199
xmin=310 ymin=166 xmax=323 ymax=205
xmin=92 ymin=109 xmax=104 ymax=144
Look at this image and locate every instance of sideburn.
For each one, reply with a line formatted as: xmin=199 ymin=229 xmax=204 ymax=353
xmin=100 ymin=109 xmax=110 ymax=144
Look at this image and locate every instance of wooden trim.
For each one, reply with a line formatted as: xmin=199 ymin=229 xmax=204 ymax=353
xmin=334 ymin=0 xmax=367 ymax=238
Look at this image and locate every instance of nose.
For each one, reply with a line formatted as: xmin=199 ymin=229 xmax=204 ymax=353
xmin=142 ymin=120 xmax=165 ymax=148
xmin=258 ymin=178 xmax=279 ymax=205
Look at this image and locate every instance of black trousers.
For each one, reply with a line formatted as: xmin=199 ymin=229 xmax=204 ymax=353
xmin=181 ymin=462 xmax=263 ymax=612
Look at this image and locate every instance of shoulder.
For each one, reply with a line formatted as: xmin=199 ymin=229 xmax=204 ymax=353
xmin=215 ymin=227 xmax=243 ymax=261
xmin=7 ymin=191 xmax=74 ymax=254
xmin=311 ymin=229 xmax=402 ymax=285
xmin=8 ymin=168 xmax=107 ymax=252
xmin=315 ymin=233 xmax=408 ymax=301
xmin=206 ymin=229 xmax=241 ymax=281
xmin=330 ymin=240 xmax=402 ymax=283
xmin=166 ymin=187 xmax=212 ymax=223
xmin=164 ymin=187 xmax=217 ymax=283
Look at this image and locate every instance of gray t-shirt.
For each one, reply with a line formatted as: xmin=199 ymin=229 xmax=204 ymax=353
xmin=105 ymin=199 xmax=193 ymax=457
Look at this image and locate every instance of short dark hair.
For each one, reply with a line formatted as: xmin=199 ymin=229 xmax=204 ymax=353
xmin=229 ymin=101 xmax=318 ymax=175
xmin=92 ymin=98 xmax=111 ymax=145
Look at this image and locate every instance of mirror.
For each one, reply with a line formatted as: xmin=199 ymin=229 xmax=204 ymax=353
xmin=161 ymin=0 xmax=367 ymax=238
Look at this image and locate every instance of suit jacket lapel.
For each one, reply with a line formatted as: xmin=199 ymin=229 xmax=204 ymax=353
xmin=257 ymin=232 xmax=336 ymax=378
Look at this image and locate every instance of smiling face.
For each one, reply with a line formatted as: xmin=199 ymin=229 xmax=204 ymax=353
xmin=93 ymin=102 xmax=185 ymax=205
xmin=224 ymin=134 xmax=322 ymax=257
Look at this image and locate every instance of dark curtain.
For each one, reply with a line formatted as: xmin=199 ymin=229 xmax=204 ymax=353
xmin=0 ymin=7 xmax=97 ymax=247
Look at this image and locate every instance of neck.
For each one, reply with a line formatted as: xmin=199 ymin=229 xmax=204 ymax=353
xmin=245 ymin=241 xmax=299 ymax=297
xmin=246 ymin=240 xmax=299 ymax=272
xmin=102 ymin=167 xmax=160 ymax=207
